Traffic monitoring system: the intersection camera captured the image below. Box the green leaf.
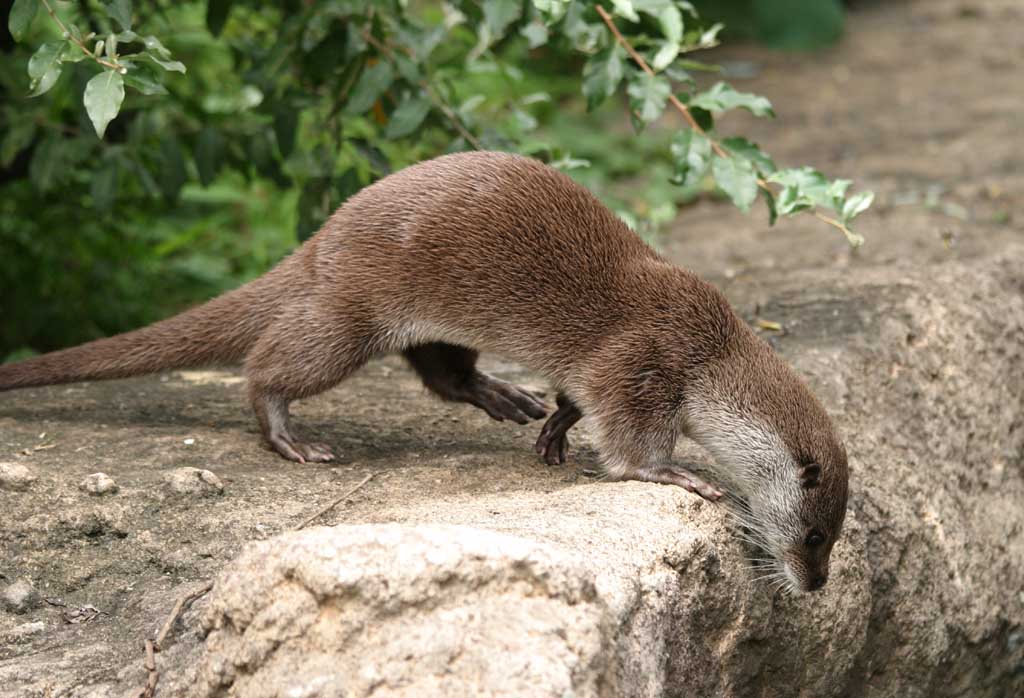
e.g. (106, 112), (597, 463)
(385, 95), (431, 139)
(827, 177), (850, 199)
(1, 121), (36, 167)
(775, 185), (813, 216)
(627, 72), (671, 125)
(483, 0), (522, 38)
(532, 0), (570, 22)
(344, 62), (393, 115)
(657, 4), (683, 43)
(206, 0), (233, 36)
(841, 191), (874, 223)
(392, 53), (421, 84)
(250, 129), (289, 187)
(143, 35), (169, 56)
(141, 36), (184, 73)
(27, 41), (65, 97)
(83, 70), (125, 138)
(27, 40), (63, 79)
(520, 20), (549, 48)
(687, 105), (713, 131)
(195, 127), (223, 186)
(582, 45), (624, 111)
(712, 154), (758, 213)
(104, 0), (133, 31)
(669, 129), (711, 188)
(698, 22), (724, 47)
(688, 82), (775, 117)
(158, 135), (186, 200)
(768, 167), (833, 209)
(123, 69), (168, 95)
(91, 158), (119, 212)
(148, 54), (186, 73)
(720, 137), (777, 175)
(651, 41), (678, 72)
(9, 0), (37, 42)
(611, 0), (639, 23)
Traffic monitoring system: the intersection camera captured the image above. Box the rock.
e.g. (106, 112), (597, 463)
(78, 472), (118, 496)
(2, 252), (1023, 697)
(163, 467), (224, 497)
(6, 621), (45, 639)
(170, 252), (1024, 698)
(0, 461), (36, 491)
(59, 506), (129, 539)
(2, 579), (40, 614)
(194, 524), (624, 697)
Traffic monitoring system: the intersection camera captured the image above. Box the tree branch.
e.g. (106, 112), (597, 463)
(595, 4), (862, 245)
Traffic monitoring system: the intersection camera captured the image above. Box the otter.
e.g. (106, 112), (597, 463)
(0, 151), (848, 592)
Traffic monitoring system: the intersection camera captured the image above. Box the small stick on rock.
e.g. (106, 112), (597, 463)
(135, 581), (214, 698)
(139, 640), (158, 698)
(155, 581), (215, 650)
(297, 472), (376, 530)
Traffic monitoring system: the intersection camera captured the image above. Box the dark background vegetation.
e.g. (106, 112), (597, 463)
(1, 0), (847, 360)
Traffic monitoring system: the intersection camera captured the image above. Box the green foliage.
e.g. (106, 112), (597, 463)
(2, 0), (869, 357)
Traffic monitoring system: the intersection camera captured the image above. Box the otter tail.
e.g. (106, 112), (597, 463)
(0, 260), (294, 391)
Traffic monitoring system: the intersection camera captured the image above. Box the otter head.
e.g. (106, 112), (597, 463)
(739, 448), (848, 593)
(708, 424), (848, 594)
(683, 338), (849, 594)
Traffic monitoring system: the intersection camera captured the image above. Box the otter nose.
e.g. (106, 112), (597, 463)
(807, 574), (828, 591)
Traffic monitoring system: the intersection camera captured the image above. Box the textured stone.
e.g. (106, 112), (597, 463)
(0, 461), (36, 491)
(170, 251), (1024, 698)
(2, 579), (40, 614)
(79, 472), (119, 496)
(163, 467), (224, 497)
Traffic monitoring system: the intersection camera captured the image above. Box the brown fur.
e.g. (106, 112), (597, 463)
(0, 151), (848, 590)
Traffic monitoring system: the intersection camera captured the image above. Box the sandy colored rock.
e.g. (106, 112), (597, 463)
(0, 253), (1021, 697)
(163, 467), (224, 496)
(0, 461), (36, 491)
(2, 579), (40, 614)
(79, 472), (119, 496)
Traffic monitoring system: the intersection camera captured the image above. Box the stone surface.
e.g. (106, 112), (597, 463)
(163, 467), (224, 496)
(144, 249), (1021, 698)
(1, 254), (1021, 697)
(2, 579), (40, 614)
(78, 472), (119, 496)
(0, 461), (36, 491)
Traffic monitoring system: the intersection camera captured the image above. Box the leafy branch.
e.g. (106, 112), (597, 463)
(6, 0), (872, 246)
(10, 0), (186, 138)
(39, 0), (122, 71)
(592, 2), (872, 246)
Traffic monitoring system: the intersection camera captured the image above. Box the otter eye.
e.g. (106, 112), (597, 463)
(805, 530), (825, 547)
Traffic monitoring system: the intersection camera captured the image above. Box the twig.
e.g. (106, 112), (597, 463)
(40, 0), (123, 72)
(297, 472), (376, 530)
(139, 640), (158, 698)
(595, 5), (728, 158)
(154, 581), (214, 650)
(134, 580), (214, 698)
(361, 31), (483, 150)
(595, 4), (860, 244)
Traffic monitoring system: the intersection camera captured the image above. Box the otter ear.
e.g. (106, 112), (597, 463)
(799, 463), (821, 489)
